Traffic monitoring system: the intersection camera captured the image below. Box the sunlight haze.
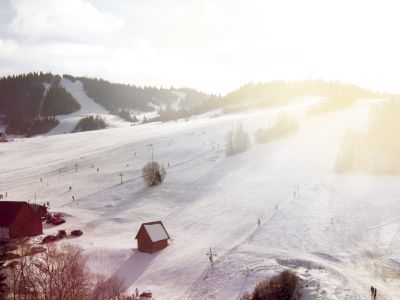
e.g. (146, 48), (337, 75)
(1, 0), (400, 93)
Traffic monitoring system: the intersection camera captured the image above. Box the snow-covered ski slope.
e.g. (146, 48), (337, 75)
(1, 97), (399, 299)
(47, 78), (129, 135)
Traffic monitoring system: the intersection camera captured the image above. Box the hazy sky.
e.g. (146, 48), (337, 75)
(0, 0), (399, 94)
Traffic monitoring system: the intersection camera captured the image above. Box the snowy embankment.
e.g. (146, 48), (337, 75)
(0, 97), (399, 299)
(46, 78), (129, 135)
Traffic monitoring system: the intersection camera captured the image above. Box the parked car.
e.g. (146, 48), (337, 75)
(71, 230), (83, 237)
(42, 235), (57, 244)
(57, 230), (67, 239)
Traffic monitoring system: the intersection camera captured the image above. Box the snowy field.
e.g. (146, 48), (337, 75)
(1, 96), (400, 299)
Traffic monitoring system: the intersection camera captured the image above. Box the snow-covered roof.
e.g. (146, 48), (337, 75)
(143, 223), (169, 242)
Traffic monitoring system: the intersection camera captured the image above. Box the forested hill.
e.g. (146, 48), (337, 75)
(153, 80), (388, 122)
(0, 73), (80, 136)
(219, 80), (385, 112)
(76, 76), (177, 112)
(0, 73), (209, 137)
(0, 73), (390, 137)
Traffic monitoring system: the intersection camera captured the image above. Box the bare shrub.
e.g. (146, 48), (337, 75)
(226, 123), (251, 156)
(90, 274), (125, 300)
(255, 114), (298, 144)
(0, 260), (8, 300)
(5, 243), (125, 300)
(142, 162), (166, 186)
(241, 270), (299, 300)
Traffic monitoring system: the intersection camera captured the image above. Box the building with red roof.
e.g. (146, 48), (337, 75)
(135, 221), (170, 253)
(0, 201), (43, 240)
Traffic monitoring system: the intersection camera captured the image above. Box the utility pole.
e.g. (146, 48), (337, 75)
(148, 144), (155, 180)
(74, 163), (78, 172)
(206, 247), (217, 267)
(149, 144), (154, 164)
(119, 173), (124, 184)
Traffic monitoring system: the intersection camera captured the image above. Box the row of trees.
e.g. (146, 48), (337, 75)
(0, 73), (49, 135)
(225, 115), (300, 156)
(77, 76), (177, 112)
(255, 115), (298, 144)
(336, 98), (400, 173)
(145, 80), (382, 123)
(3, 117), (59, 136)
(41, 76), (81, 116)
(73, 115), (107, 133)
(223, 80), (382, 110)
(1, 243), (127, 300)
(27, 117), (59, 137)
(117, 109), (138, 123)
(151, 95), (222, 123)
(225, 123), (251, 156)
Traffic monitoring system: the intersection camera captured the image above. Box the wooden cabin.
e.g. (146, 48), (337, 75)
(135, 221), (170, 253)
(0, 201), (43, 240)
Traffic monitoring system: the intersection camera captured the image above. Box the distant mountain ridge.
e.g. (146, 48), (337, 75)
(0, 72), (390, 137)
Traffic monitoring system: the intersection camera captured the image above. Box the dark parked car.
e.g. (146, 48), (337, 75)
(71, 230), (83, 237)
(42, 235), (57, 244)
(57, 230), (67, 239)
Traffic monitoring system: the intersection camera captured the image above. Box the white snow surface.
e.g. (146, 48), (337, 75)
(47, 78), (130, 135)
(1, 96), (399, 299)
(144, 224), (169, 242)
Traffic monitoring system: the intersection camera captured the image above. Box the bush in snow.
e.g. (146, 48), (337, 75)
(240, 270), (299, 300)
(142, 162), (166, 186)
(117, 109), (133, 122)
(225, 123), (251, 156)
(255, 114), (298, 144)
(73, 115), (107, 132)
(26, 116), (59, 137)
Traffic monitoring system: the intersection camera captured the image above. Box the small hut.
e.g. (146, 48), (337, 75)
(135, 221), (170, 253)
(0, 201), (43, 240)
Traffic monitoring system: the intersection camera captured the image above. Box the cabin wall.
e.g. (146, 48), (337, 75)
(137, 235), (154, 253)
(152, 239), (168, 252)
(9, 205), (43, 239)
(137, 237), (168, 253)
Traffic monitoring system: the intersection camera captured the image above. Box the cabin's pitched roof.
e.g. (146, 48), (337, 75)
(0, 201), (30, 226)
(135, 221), (170, 242)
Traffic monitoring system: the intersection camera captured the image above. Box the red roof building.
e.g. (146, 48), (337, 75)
(135, 221), (170, 253)
(0, 201), (43, 240)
